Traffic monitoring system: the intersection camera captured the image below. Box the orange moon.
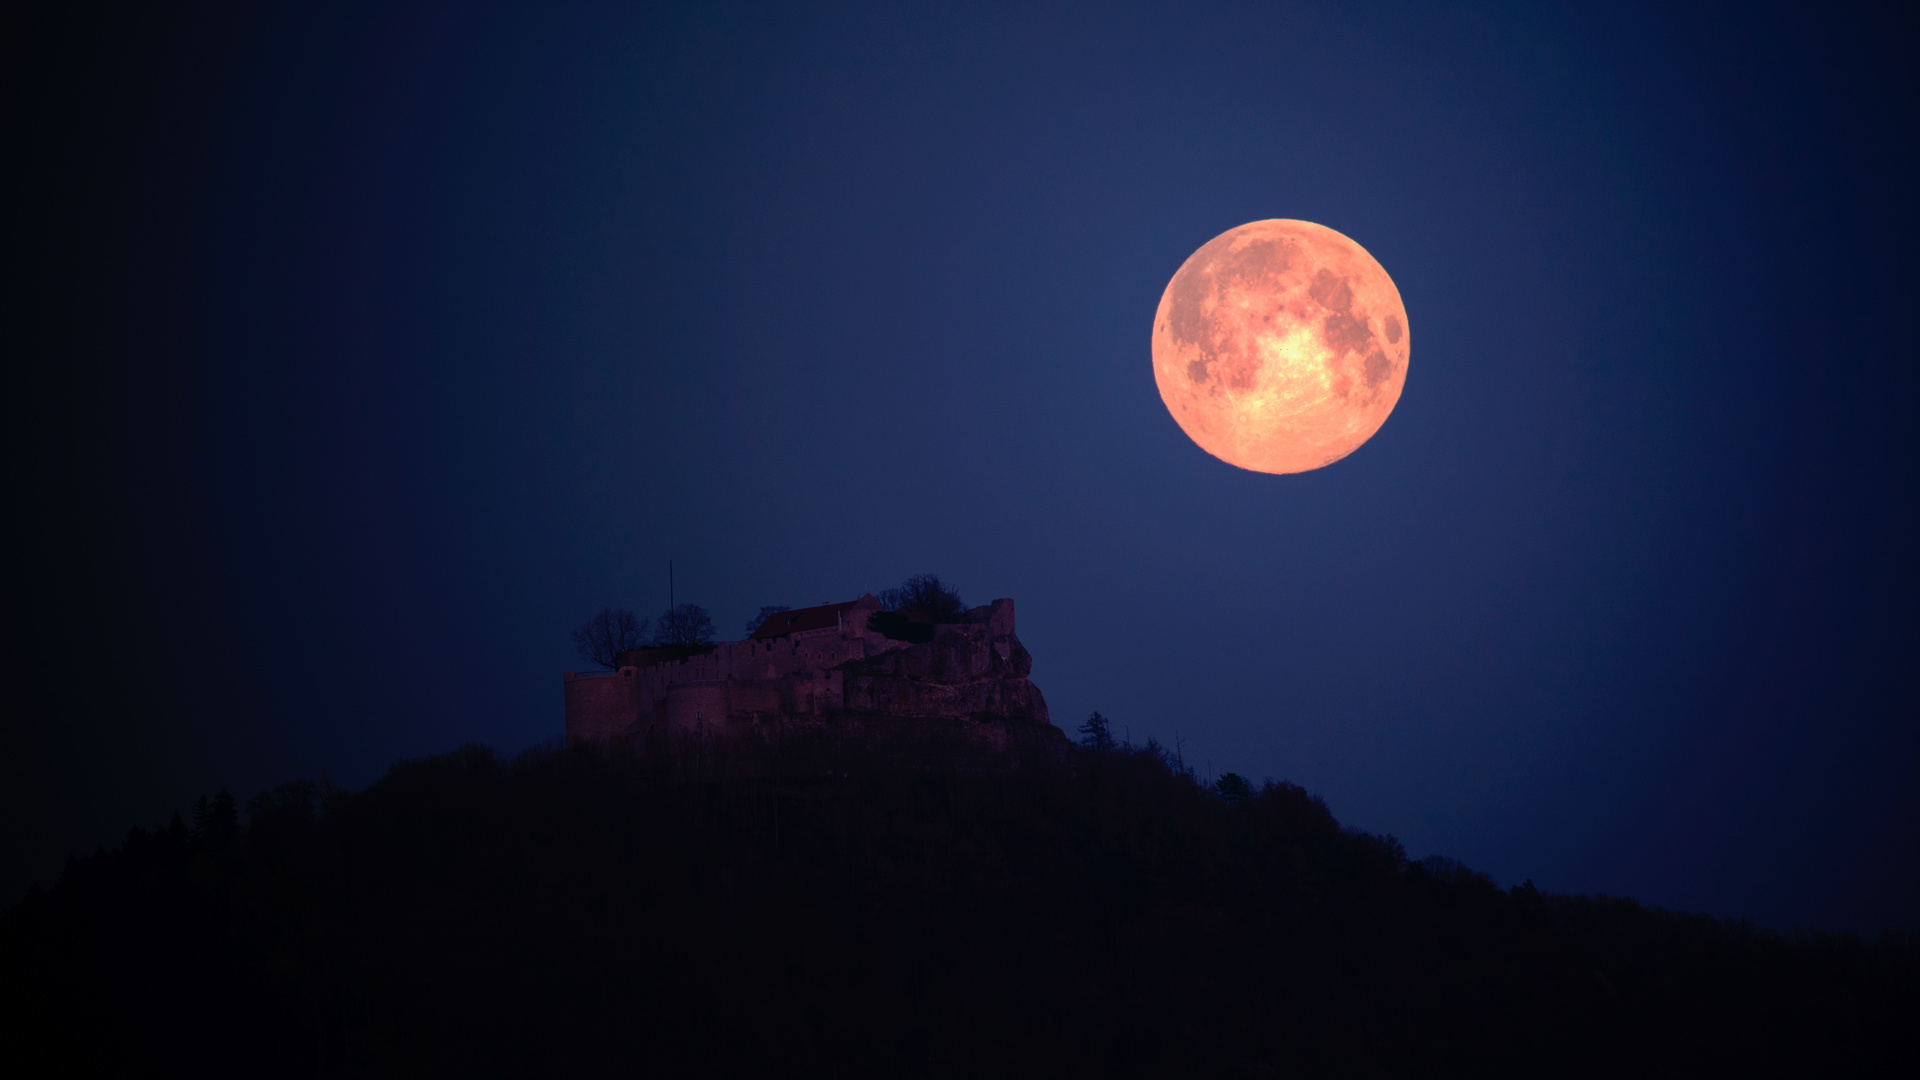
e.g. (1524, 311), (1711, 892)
(1152, 220), (1410, 474)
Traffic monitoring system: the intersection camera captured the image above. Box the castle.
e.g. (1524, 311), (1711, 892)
(563, 593), (1064, 760)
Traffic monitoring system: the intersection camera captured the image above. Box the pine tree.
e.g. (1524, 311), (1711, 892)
(1077, 711), (1115, 753)
(1214, 773), (1253, 802)
(190, 789), (239, 849)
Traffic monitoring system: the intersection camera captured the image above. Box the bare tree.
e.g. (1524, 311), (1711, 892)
(572, 608), (649, 669)
(746, 604), (791, 636)
(878, 573), (965, 622)
(654, 603), (715, 646)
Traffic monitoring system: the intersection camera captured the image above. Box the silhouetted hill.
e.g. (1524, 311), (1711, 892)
(3, 739), (1913, 1077)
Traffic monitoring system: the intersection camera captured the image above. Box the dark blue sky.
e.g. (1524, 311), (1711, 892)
(7, 1), (1916, 932)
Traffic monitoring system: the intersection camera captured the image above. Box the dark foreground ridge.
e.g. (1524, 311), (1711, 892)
(4, 738), (1914, 1078)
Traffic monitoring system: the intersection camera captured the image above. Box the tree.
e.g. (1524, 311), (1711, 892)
(1078, 711), (1115, 753)
(654, 603), (715, 646)
(746, 605), (791, 636)
(879, 573), (965, 622)
(190, 789), (238, 849)
(572, 608), (649, 669)
(1214, 773), (1253, 803)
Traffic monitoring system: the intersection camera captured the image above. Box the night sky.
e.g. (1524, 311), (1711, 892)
(7, 1), (1915, 932)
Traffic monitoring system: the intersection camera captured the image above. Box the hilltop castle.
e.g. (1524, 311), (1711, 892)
(563, 593), (1064, 760)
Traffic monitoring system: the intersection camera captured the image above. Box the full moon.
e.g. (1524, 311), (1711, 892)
(1152, 220), (1410, 474)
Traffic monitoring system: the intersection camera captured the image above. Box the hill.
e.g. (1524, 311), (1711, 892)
(3, 737), (1913, 1077)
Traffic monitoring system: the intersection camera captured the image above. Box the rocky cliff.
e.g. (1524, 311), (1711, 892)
(827, 616), (1065, 765)
(843, 619), (1047, 724)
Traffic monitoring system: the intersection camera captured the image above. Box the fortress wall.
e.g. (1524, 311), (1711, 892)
(665, 682), (731, 732)
(564, 669), (641, 747)
(664, 653), (725, 684)
(987, 598), (1015, 636)
(725, 682), (782, 722)
(957, 598), (1017, 636)
(786, 667), (846, 715)
(789, 626), (845, 673)
(857, 629), (911, 658)
(746, 631), (879, 679)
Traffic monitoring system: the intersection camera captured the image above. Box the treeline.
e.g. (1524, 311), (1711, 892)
(3, 736), (1913, 1078)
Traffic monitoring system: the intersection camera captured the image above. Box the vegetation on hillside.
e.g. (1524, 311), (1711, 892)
(868, 573), (967, 642)
(879, 573), (966, 622)
(571, 607), (649, 668)
(652, 602), (715, 646)
(3, 734), (1912, 1078)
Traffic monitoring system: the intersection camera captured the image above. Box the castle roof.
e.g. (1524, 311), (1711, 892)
(749, 595), (878, 640)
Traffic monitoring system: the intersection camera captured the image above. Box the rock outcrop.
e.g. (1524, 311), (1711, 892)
(563, 594), (1068, 767)
(844, 609), (1044, 720)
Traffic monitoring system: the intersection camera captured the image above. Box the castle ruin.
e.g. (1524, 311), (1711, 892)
(563, 593), (1065, 761)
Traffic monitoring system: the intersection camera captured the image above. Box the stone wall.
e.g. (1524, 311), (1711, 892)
(562, 668), (641, 746)
(663, 682), (730, 732)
